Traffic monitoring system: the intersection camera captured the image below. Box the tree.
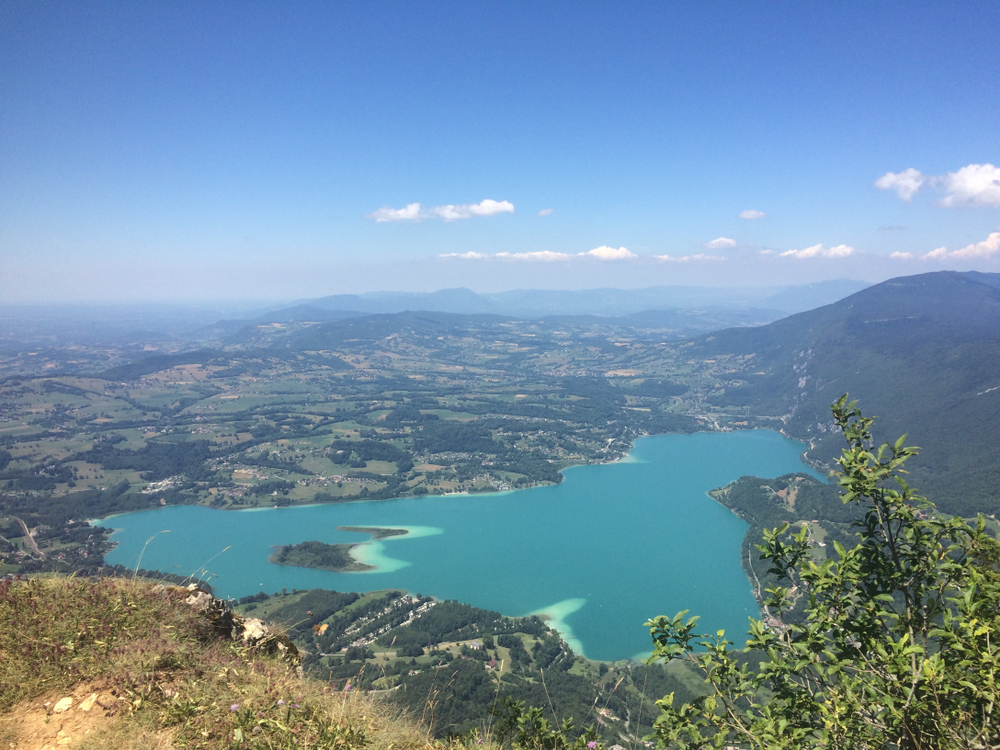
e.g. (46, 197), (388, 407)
(645, 395), (1000, 749)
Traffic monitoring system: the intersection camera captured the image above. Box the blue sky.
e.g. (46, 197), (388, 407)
(2, 2), (998, 302)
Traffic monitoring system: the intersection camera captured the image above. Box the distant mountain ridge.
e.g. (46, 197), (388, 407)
(699, 271), (1000, 515)
(191, 280), (870, 345)
(297, 280), (870, 318)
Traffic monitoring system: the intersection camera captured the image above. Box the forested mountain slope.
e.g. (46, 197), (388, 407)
(699, 271), (1000, 515)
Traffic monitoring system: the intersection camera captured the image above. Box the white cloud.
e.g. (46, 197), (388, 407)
(367, 199), (514, 222)
(890, 251), (914, 260)
(537, 208), (554, 216)
(952, 232), (1000, 258)
(437, 247), (732, 263)
(494, 251), (574, 261)
(920, 232), (1000, 260)
(654, 253), (723, 262)
(875, 168), (926, 201)
(704, 237), (736, 249)
(739, 210), (765, 220)
(433, 199), (515, 221)
(366, 202), (425, 222)
(439, 245), (637, 262)
(780, 243), (855, 259)
(827, 244), (854, 257)
(938, 164), (1000, 207)
(439, 251), (488, 259)
(585, 245), (636, 260)
(875, 163), (1000, 207)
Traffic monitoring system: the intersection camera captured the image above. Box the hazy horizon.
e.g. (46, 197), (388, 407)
(0, 277), (868, 309)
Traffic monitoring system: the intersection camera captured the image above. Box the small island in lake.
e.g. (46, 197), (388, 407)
(270, 527), (411, 573)
(270, 541), (374, 572)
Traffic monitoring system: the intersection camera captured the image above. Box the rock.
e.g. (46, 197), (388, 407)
(233, 615), (299, 661)
(79, 693), (98, 712)
(239, 617), (269, 646)
(182, 583), (237, 638)
(184, 587), (213, 611)
(52, 697), (73, 713)
(177, 584), (299, 664)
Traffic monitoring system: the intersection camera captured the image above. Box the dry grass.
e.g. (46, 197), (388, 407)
(0, 575), (207, 710)
(0, 576), (480, 750)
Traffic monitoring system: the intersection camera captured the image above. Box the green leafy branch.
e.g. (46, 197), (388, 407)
(644, 394), (1000, 749)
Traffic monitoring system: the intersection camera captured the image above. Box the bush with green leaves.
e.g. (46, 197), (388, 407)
(490, 697), (603, 750)
(646, 395), (1000, 749)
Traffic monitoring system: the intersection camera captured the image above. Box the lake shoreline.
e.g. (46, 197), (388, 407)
(91, 428), (744, 528)
(95, 430), (816, 661)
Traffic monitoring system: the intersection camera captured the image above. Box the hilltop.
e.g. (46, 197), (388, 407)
(698, 271), (1000, 515)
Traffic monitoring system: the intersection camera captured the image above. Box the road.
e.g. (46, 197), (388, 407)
(13, 516), (45, 559)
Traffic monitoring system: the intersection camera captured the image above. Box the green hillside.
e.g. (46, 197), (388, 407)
(698, 271), (1000, 515)
(233, 588), (710, 741)
(0, 574), (712, 748)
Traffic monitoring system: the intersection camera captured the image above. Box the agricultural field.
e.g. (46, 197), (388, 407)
(1, 311), (770, 573)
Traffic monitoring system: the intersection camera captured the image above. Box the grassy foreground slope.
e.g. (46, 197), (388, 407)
(0, 576), (445, 750)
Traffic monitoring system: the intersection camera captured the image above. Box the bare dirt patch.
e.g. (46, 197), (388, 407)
(1, 682), (122, 750)
(776, 485), (799, 508)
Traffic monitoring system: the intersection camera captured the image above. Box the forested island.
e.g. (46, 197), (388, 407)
(269, 527), (409, 573)
(270, 540), (374, 572)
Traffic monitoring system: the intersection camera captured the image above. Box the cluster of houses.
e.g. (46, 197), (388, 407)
(332, 596), (437, 654)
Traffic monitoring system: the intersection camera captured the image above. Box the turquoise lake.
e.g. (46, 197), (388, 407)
(96, 430), (823, 661)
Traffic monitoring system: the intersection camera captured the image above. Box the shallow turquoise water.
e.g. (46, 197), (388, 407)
(96, 430), (823, 661)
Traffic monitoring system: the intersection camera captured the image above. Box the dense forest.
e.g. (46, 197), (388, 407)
(710, 473), (863, 613)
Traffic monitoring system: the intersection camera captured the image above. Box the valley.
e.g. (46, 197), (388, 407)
(3, 271), (999, 642)
(2, 272), (999, 745)
(0, 310), (761, 572)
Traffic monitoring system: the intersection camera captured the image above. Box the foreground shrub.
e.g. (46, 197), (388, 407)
(646, 395), (1000, 749)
